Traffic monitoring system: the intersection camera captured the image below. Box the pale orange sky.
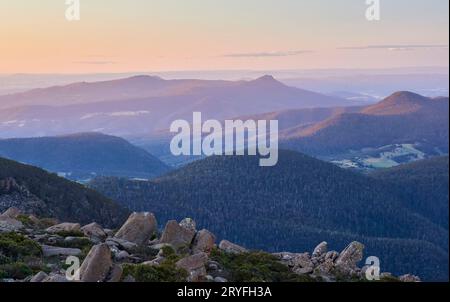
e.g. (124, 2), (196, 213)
(0, 0), (448, 73)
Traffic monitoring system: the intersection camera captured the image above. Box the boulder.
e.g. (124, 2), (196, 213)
(149, 243), (174, 251)
(30, 271), (49, 282)
(0, 216), (23, 232)
(218, 240), (248, 254)
(107, 264), (123, 282)
(325, 251), (339, 262)
(46, 223), (81, 234)
(274, 252), (314, 274)
(42, 274), (69, 282)
(179, 218), (196, 232)
(1, 207), (21, 218)
(312, 242), (328, 258)
(192, 229), (216, 254)
(28, 215), (40, 225)
(160, 220), (196, 250)
(81, 223), (107, 241)
(115, 250), (130, 261)
(79, 243), (113, 282)
(106, 237), (138, 251)
(42, 245), (82, 257)
(292, 253), (314, 274)
(399, 274), (421, 282)
(114, 212), (157, 246)
(335, 241), (364, 270)
(313, 259), (335, 276)
(176, 252), (208, 282)
(104, 229), (115, 237)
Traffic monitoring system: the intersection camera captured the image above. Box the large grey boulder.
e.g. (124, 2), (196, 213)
(46, 223), (81, 234)
(218, 240), (248, 254)
(81, 222), (107, 242)
(114, 212), (157, 246)
(192, 229), (216, 255)
(106, 237), (138, 252)
(79, 243), (113, 282)
(176, 252), (208, 282)
(160, 220), (196, 250)
(274, 252), (314, 274)
(179, 218), (196, 232)
(0, 216), (23, 232)
(335, 241), (364, 274)
(312, 242), (328, 258)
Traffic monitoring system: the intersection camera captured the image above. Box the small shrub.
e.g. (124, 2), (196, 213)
(16, 215), (35, 228)
(0, 233), (42, 261)
(160, 245), (176, 257)
(128, 246), (159, 261)
(0, 262), (33, 280)
(122, 260), (188, 282)
(0, 254), (12, 265)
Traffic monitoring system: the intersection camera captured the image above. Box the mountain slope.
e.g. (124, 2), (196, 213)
(0, 133), (170, 180)
(0, 157), (129, 227)
(371, 156), (449, 229)
(90, 150), (449, 280)
(281, 92), (449, 156)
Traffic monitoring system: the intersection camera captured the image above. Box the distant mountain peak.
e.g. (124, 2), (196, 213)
(256, 75), (277, 81)
(126, 75), (164, 81)
(248, 75), (285, 87)
(363, 91), (431, 115)
(385, 91), (429, 102)
(57, 132), (108, 138)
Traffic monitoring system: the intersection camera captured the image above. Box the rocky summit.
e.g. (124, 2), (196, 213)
(0, 208), (420, 283)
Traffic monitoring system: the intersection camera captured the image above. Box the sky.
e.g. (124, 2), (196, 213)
(0, 0), (448, 73)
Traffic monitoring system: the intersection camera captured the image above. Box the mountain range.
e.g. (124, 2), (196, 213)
(131, 91), (448, 169)
(280, 92), (448, 156)
(90, 150), (449, 281)
(0, 75), (360, 138)
(0, 133), (170, 181)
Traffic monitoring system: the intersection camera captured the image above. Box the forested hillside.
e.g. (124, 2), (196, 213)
(90, 150), (449, 280)
(0, 157), (129, 227)
(0, 133), (170, 180)
(371, 156), (449, 229)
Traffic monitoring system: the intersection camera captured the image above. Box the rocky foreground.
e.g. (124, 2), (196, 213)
(0, 208), (420, 282)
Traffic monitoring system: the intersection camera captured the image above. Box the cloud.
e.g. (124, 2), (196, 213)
(338, 44), (448, 51)
(73, 61), (117, 65)
(223, 50), (314, 58)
